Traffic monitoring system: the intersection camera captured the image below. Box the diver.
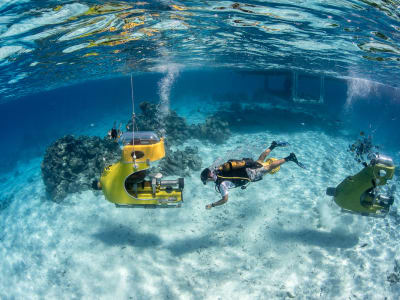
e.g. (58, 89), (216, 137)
(348, 131), (379, 163)
(201, 141), (306, 209)
(108, 122), (122, 141)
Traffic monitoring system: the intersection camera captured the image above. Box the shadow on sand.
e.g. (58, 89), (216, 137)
(93, 224), (162, 248)
(166, 235), (220, 256)
(271, 228), (359, 249)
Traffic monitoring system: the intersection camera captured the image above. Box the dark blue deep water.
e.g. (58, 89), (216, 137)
(1, 71), (399, 171)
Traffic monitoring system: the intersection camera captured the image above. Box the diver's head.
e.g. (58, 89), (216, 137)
(201, 168), (211, 185)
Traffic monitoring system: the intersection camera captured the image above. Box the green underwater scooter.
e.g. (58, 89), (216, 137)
(326, 153), (396, 217)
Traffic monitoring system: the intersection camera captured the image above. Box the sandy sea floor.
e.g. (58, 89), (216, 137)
(1, 125), (399, 299)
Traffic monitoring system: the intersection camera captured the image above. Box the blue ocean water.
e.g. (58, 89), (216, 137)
(1, 1), (400, 299)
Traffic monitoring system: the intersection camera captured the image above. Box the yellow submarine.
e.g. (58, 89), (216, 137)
(326, 153), (396, 217)
(99, 131), (184, 208)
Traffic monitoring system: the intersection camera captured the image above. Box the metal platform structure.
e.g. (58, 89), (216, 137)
(291, 71), (325, 104)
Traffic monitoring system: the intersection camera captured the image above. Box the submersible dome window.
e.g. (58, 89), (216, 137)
(131, 151), (145, 159)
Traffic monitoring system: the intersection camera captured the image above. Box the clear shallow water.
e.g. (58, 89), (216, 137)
(1, 0), (400, 299)
(1, 130), (400, 299)
(1, 0), (400, 100)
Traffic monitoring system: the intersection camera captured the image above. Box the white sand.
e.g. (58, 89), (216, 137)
(1, 129), (399, 299)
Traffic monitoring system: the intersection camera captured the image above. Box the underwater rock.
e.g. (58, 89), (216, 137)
(126, 101), (231, 145)
(156, 146), (202, 177)
(42, 133), (201, 201)
(191, 115), (231, 144)
(41, 135), (120, 202)
(126, 101), (193, 145)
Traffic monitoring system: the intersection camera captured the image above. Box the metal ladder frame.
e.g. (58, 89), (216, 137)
(292, 71), (324, 104)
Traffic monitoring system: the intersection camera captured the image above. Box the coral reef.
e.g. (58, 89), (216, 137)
(191, 116), (231, 144)
(126, 101), (231, 145)
(155, 146), (202, 177)
(41, 135), (120, 202)
(126, 102), (193, 145)
(41, 134), (203, 202)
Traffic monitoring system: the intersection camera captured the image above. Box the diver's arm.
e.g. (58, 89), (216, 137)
(205, 195), (228, 209)
(214, 195), (229, 206)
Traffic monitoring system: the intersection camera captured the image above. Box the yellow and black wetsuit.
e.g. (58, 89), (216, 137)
(215, 158), (262, 192)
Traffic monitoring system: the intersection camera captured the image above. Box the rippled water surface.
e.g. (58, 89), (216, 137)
(1, 0), (400, 100)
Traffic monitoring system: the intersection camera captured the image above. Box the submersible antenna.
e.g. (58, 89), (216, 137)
(130, 74), (137, 168)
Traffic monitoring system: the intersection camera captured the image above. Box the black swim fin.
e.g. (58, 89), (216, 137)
(285, 153), (306, 169)
(269, 140), (290, 150)
(275, 141), (290, 147)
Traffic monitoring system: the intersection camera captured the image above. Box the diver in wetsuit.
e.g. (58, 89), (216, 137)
(108, 122), (121, 141)
(348, 131), (379, 163)
(200, 141), (305, 210)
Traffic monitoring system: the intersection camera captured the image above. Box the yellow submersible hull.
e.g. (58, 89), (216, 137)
(326, 154), (395, 217)
(100, 132), (184, 208)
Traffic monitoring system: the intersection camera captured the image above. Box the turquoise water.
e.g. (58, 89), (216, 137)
(1, 1), (400, 299)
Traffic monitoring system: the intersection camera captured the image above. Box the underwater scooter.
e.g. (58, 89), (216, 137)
(326, 153), (396, 217)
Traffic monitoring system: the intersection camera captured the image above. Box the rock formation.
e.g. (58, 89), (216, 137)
(41, 135), (120, 202)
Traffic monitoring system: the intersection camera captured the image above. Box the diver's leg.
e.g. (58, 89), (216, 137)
(284, 152), (305, 169)
(266, 158), (286, 171)
(266, 153), (302, 171)
(257, 141), (278, 163)
(257, 148), (271, 163)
